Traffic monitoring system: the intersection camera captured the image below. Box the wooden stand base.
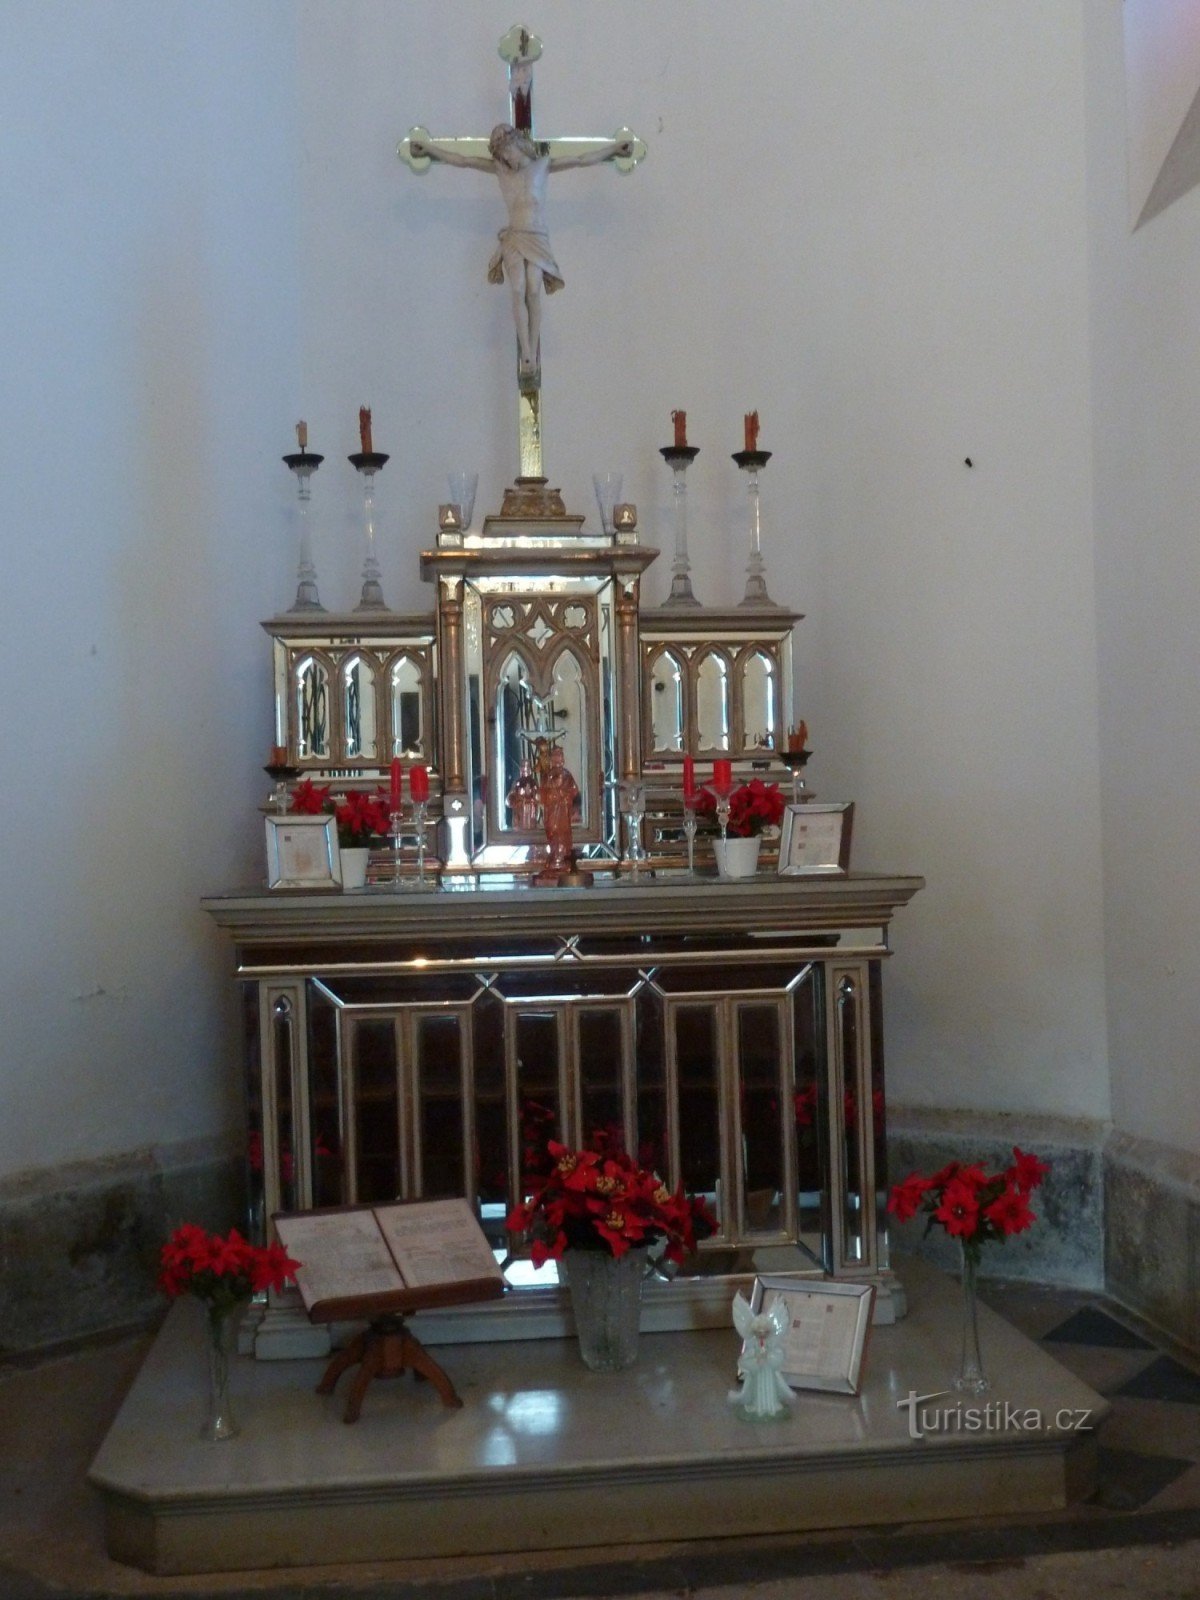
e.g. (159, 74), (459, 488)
(316, 1315), (464, 1423)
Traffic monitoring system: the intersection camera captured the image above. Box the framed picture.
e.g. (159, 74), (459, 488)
(265, 814), (341, 890)
(748, 1274), (875, 1394)
(777, 802), (854, 877)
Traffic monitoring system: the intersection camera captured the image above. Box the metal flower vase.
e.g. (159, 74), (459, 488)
(956, 1244), (989, 1394)
(562, 1247), (648, 1371)
(201, 1302), (242, 1440)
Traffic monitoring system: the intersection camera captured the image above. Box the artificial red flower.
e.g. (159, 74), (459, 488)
(984, 1185), (1037, 1237)
(334, 789), (390, 846)
(290, 778), (332, 815)
(934, 1178), (981, 1239)
(887, 1172), (934, 1223)
(1007, 1147), (1051, 1194)
(159, 1224), (300, 1309)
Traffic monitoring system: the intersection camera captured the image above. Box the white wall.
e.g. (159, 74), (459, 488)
(0, 2), (1113, 1183)
(0, 3), (301, 1176)
(1086, 4), (1200, 1158)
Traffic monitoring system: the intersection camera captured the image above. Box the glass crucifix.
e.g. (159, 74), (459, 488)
(398, 24), (645, 480)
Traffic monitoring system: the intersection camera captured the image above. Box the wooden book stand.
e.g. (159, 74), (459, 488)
(316, 1312), (464, 1424)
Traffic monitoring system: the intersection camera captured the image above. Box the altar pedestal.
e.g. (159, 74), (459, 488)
(89, 1258), (1105, 1576)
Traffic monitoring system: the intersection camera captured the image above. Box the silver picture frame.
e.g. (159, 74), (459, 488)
(748, 1274), (875, 1394)
(777, 801), (854, 877)
(265, 814), (341, 890)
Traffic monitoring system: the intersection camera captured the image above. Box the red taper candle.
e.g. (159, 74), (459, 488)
(410, 763), (430, 804)
(682, 755), (698, 803)
(712, 758), (734, 797)
(389, 758), (403, 812)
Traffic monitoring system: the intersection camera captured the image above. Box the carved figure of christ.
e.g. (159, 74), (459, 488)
(406, 126), (633, 378)
(399, 26), (645, 442)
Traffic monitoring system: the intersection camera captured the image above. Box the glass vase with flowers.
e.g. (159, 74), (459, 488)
(506, 1140), (716, 1370)
(887, 1147), (1051, 1392)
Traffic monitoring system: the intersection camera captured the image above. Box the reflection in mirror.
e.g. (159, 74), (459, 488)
(342, 654), (377, 761)
(515, 1011), (560, 1197)
(742, 650), (776, 751)
(352, 1017), (400, 1204)
(649, 649), (685, 752)
(675, 1005), (722, 1230)
(272, 995), (297, 1214)
(307, 983), (343, 1209)
(737, 1003), (784, 1234)
(390, 655), (424, 756)
(696, 652), (731, 751)
(416, 1014), (464, 1198)
(295, 656), (329, 759)
(578, 1008), (626, 1147)
(563, 603), (588, 630)
(838, 975), (864, 1264)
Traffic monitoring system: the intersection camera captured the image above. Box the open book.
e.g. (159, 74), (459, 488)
(272, 1197), (505, 1323)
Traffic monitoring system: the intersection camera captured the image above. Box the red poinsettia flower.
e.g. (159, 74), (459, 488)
(887, 1171), (934, 1223)
(1007, 1147), (1051, 1194)
(334, 789), (390, 846)
(984, 1184), (1037, 1237)
(934, 1177), (981, 1239)
(290, 778), (332, 815)
(159, 1224), (300, 1306)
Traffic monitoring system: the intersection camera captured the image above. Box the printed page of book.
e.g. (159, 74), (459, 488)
(275, 1209), (406, 1311)
(375, 1198), (503, 1291)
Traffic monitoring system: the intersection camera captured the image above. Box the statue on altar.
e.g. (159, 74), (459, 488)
(539, 744), (579, 875)
(408, 125), (634, 374)
(506, 760), (540, 831)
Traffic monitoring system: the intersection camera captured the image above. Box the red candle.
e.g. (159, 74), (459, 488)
(359, 406), (373, 455)
(743, 411), (759, 452)
(410, 763), (430, 804)
(682, 755), (698, 802)
(712, 758), (734, 797)
(390, 757), (404, 812)
(672, 409), (688, 449)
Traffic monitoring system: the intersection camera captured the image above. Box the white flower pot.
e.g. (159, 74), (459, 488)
(712, 835), (761, 880)
(339, 847), (370, 891)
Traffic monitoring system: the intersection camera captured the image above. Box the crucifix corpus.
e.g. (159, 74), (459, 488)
(399, 24), (645, 485)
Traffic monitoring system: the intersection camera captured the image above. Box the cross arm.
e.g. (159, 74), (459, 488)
(399, 127), (494, 173)
(546, 129), (646, 174)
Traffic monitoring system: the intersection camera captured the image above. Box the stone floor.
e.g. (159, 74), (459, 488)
(2, 1278), (1199, 1600)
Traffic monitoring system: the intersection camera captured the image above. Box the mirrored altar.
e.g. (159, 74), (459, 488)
(206, 476), (922, 1347)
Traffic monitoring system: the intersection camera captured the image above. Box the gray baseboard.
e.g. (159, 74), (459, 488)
(884, 1108), (1106, 1292)
(1104, 1131), (1200, 1354)
(0, 1140), (242, 1362)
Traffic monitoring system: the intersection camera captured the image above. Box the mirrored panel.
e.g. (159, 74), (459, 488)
(342, 654), (378, 761)
(696, 651), (731, 752)
(513, 1009), (561, 1197)
(494, 650), (590, 833)
(295, 655), (330, 760)
(271, 995), (298, 1214)
(742, 650), (776, 752)
(351, 1016), (400, 1204)
(416, 1013), (465, 1199)
(674, 1004), (722, 1229)
(390, 655), (424, 756)
(837, 975), (864, 1264)
(737, 1002), (785, 1234)
(649, 649), (685, 753)
(577, 1007), (627, 1149)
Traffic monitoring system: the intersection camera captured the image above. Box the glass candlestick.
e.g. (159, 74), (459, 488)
(659, 445), (701, 607)
(779, 749), (813, 806)
(282, 450), (325, 612)
(592, 472), (623, 537)
(413, 798), (430, 886)
(447, 471), (478, 531)
(621, 780), (645, 875)
(389, 808), (405, 887)
(732, 449), (779, 608)
(349, 449), (390, 611)
(682, 795), (699, 875)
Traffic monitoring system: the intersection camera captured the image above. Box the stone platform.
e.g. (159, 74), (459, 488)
(89, 1262), (1107, 1577)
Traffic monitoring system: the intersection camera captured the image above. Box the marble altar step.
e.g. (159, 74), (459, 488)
(89, 1260), (1107, 1577)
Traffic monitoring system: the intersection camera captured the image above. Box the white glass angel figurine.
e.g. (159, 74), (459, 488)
(729, 1291), (796, 1421)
